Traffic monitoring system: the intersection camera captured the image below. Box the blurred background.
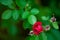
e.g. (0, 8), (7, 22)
(0, 0), (60, 40)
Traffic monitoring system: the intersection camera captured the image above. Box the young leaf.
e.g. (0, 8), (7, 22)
(22, 11), (29, 19)
(41, 16), (49, 20)
(2, 10), (12, 20)
(52, 22), (59, 29)
(31, 8), (39, 15)
(12, 10), (19, 20)
(16, 0), (26, 8)
(28, 15), (37, 25)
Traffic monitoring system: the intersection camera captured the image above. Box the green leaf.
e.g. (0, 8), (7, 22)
(22, 11), (29, 19)
(46, 33), (55, 40)
(39, 32), (47, 40)
(51, 29), (60, 40)
(16, 0), (26, 8)
(8, 3), (15, 9)
(12, 10), (19, 20)
(26, 35), (39, 40)
(29, 36), (36, 40)
(0, 0), (15, 9)
(2, 10), (12, 19)
(41, 16), (49, 20)
(0, 0), (13, 5)
(52, 22), (59, 29)
(31, 8), (39, 15)
(28, 15), (37, 25)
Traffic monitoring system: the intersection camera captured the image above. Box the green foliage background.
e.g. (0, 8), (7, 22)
(0, 0), (60, 40)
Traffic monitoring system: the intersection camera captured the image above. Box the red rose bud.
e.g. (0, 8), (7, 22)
(32, 22), (43, 35)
